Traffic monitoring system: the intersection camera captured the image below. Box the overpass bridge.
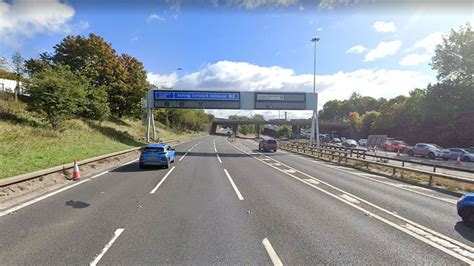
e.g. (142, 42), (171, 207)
(211, 118), (355, 138)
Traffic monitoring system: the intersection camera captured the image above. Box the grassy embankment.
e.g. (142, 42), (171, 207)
(0, 96), (205, 179)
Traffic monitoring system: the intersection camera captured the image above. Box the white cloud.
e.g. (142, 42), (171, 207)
(148, 60), (433, 119)
(147, 72), (178, 88)
(147, 13), (164, 23)
(319, 0), (356, 9)
(346, 45), (366, 54)
(399, 53), (431, 66)
(400, 32), (444, 66)
(316, 27), (323, 31)
(372, 21), (397, 33)
(131, 36), (139, 42)
(364, 40), (402, 61)
(0, 0), (81, 47)
(414, 32), (444, 51)
(227, 0), (298, 9)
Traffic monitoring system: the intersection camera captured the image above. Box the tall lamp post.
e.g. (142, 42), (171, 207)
(177, 67), (182, 90)
(310, 37), (320, 147)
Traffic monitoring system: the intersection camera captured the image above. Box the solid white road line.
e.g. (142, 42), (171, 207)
(179, 152), (188, 161)
(150, 166), (176, 194)
(242, 139), (458, 205)
(0, 178), (90, 217)
(0, 137), (208, 218)
(90, 228), (124, 266)
(120, 159), (138, 166)
(224, 169), (244, 200)
(227, 139), (474, 263)
(262, 238), (283, 266)
(90, 171), (109, 179)
(216, 153), (222, 164)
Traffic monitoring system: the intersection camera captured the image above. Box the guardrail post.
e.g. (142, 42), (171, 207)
(433, 166), (436, 173)
(350, 149), (353, 158)
(428, 175), (433, 186)
(402, 161), (405, 167)
(392, 167), (396, 175)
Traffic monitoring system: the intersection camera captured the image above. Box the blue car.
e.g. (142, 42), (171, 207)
(139, 143), (176, 169)
(457, 193), (474, 226)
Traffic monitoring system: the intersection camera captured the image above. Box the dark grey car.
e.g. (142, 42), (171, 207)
(259, 139), (278, 152)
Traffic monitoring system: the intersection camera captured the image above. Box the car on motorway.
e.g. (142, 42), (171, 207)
(259, 139), (278, 152)
(358, 138), (368, 146)
(342, 139), (358, 148)
(384, 140), (408, 152)
(457, 193), (474, 227)
(139, 143), (175, 169)
(406, 143), (445, 159)
(331, 138), (342, 144)
(468, 147), (474, 154)
(443, 148), (474, 162)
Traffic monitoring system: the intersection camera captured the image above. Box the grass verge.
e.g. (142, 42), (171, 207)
(0, 97), (205, 179)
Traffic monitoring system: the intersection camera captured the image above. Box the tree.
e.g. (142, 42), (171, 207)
(26, 65), (87, 129)
(431, 23), (473, 84)
(277, 125), (291, 138)
(0, 56), (6, 70)
(348, 111), (362, 129)
(12, 51), (25, 101)
(113, 53), (149, 118)
(24, 52), (54, 76)
(80, 85), (110, 121)
(52, 34), (149, 118)
(361, 111), (380, 135)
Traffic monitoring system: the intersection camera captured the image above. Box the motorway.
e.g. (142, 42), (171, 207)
(1, 135), (474, 265)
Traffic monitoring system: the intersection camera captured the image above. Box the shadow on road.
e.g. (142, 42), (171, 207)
(65, 200), (90, 209)
(454, 221), (474, 242)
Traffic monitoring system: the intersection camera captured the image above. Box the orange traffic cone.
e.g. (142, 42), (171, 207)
(72, 160), (81, 180)
(456, 156), (462, 167)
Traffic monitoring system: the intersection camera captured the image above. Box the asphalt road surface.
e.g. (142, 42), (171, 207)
(1, 135), (474, 265)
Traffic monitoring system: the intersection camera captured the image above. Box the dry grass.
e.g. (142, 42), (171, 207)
(0, 98), (204, 179)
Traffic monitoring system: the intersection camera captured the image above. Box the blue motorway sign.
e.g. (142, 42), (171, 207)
(155, 91), (239, 101)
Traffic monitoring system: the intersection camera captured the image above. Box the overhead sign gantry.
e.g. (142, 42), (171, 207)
(146, 89), (319, 143)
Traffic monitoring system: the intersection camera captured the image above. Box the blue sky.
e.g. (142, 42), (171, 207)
(0, 0), (472, 118)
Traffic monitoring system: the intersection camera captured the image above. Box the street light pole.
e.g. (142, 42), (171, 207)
(177, 68), (182, 90)
(310, 37), (320, 147)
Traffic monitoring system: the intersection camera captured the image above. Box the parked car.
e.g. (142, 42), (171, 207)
(457, 193), (474, 226)
(331, 138), (342, 144)
(259, 139), (278, 152)
(358, 139), (367, 146)
(443, 148), (474, 162)
(342, 139), (358, 148)
(139, 143), (175, 169)
(406, 143), (445, 159)
(384, 140), (408, 152)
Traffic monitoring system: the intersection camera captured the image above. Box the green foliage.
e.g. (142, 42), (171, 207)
(154, 109), (214, 132)
(33, 34), (149, 118)
(431, 23), (473, 84)
(277, 125), (291, 138)
(25, 65), (87, 129)
(317, 22), (473, 147)
(361, 111), (380, 135)
(11, 51), (25, 100)
(80, 85), (110, 121)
